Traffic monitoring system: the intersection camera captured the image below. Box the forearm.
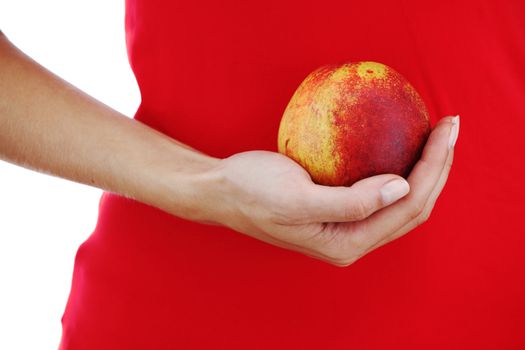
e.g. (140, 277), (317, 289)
(0, 32), (220, 221)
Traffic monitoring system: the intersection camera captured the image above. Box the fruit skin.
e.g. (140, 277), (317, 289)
(277, 61), (431, 186)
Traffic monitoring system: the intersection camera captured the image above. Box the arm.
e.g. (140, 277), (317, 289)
(0, 32), (459, 266)
(0, 31), (218, 221)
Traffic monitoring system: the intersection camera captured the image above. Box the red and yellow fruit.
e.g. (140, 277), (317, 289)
(278, 61), (431, 186)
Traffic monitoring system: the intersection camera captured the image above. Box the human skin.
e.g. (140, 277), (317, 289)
(0, 32), (458, 267)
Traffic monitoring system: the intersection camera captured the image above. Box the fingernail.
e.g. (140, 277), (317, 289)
(380, 179), (410, 205)
(448, 115), (460, 149)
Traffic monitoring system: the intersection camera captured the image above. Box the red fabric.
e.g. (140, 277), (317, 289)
(59, 0), (525, 348)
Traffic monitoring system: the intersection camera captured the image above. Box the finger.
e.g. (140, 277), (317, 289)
(375, 116), (459, 246)
(297, 174), (410, 224)
(365, 146), (455, 254)
(340, 116), (458, 247)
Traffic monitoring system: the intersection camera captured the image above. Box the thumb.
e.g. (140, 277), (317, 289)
(302, 174), (410, 223)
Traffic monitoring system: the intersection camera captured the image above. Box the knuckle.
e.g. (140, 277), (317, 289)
(328, 246), (364, 267)
(416, 209), (431, 225)
(324, 248), (358, 267)
(445, 157), (453, 172)
(409, 200), (426, 220)
(319, 243), (348, 265)
(319, 233), (364, 267)
(329, 258), (355, 267)
(349, 198), (371, 221)
(344, 225), (368, 252)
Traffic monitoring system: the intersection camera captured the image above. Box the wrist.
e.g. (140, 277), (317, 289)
(141, 142), (223, 223)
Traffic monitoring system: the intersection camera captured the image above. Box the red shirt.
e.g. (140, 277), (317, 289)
(59, 0), (525, 348)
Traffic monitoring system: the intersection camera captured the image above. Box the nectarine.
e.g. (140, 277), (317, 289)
(278, 61), (430, 186)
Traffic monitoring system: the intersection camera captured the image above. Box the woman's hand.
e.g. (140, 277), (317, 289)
(202, 116), (459, 266)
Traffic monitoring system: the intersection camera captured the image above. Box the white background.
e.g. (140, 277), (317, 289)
(0, 1), (140, 348)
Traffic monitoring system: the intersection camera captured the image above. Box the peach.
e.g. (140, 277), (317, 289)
(278, 61), (431, 186)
